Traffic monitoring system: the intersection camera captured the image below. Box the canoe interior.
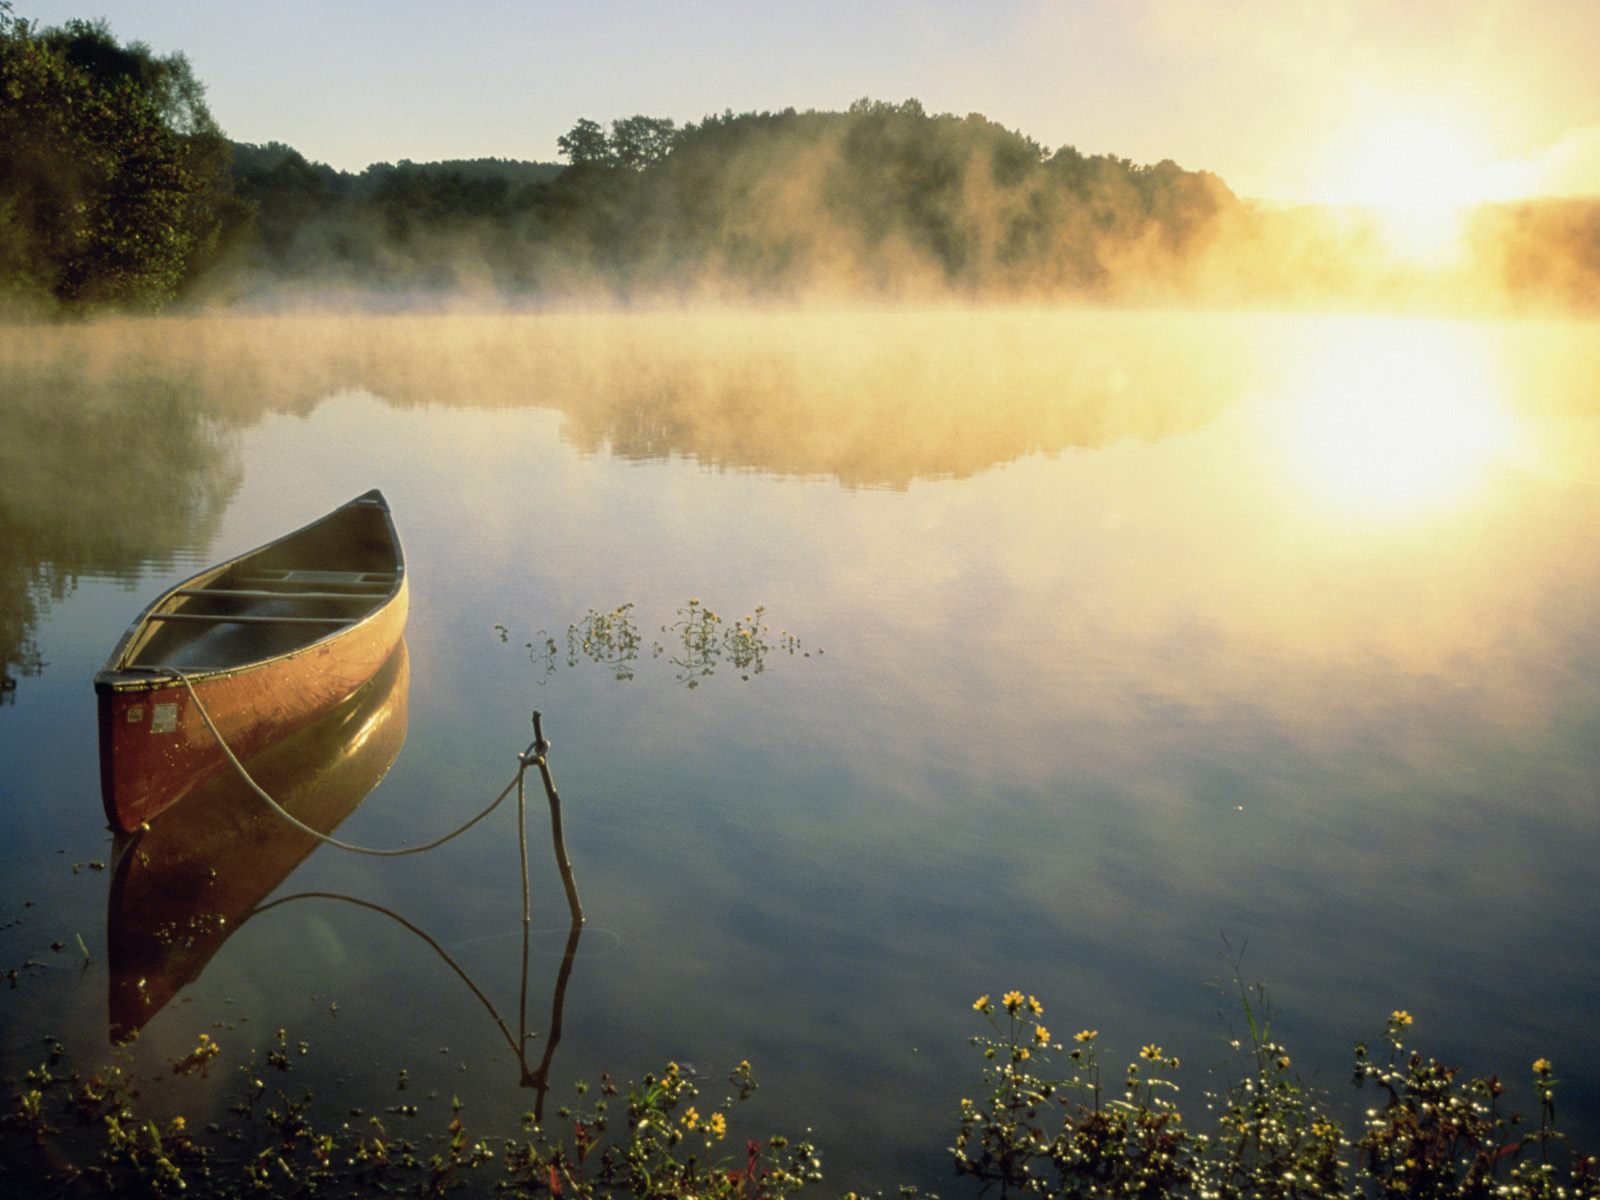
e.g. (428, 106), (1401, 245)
(118, 498), (401, 672)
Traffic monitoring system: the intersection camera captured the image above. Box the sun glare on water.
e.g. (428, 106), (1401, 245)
(1276, 321), (1521, 519)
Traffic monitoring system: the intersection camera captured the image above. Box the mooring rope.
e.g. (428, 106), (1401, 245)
(159, 665), (528, 857)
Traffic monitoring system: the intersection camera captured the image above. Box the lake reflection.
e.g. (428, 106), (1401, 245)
(1273, 318), (1522, 517)
(1, 309), (1597, 1190)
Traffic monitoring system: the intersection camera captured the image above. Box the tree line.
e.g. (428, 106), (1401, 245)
(221, 96), (1242, 301)
(2, 12), (1596, 312)
(0, 14), (1240, 308)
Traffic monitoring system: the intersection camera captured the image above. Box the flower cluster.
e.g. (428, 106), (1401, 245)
(956, 986), (1591, 1200)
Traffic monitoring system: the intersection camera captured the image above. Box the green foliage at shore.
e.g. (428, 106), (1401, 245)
(0, 12), (245, 310)
(3, 993), (1595, 1199)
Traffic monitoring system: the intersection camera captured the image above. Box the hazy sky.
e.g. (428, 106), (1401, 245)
(14, 0), (1600, 201)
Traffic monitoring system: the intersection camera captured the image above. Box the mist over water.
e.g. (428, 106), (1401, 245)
(201, 102), (1600, 318)
(2, 307), (1599, 1190)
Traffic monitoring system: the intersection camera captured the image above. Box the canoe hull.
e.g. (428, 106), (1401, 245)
(97, 581), (407, 830)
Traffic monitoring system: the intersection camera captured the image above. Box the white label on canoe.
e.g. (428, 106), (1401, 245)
(151, 703), (179, 733)
(126, 705), (145, 723)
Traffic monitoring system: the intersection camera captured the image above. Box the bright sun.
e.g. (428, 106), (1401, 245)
(1314, 114), (1502, 263)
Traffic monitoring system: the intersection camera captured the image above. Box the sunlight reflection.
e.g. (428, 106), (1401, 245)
(1277, 321), (1521, 519)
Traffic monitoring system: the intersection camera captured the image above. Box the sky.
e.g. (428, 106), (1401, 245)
(13, 0), (1600, 202)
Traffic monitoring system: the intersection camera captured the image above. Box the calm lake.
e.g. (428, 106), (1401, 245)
(2, 307), (1598, 1189)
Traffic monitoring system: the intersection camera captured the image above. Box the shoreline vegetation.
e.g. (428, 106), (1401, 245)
(3, 13), (1599, 320)
(3, 990), (1595, 1198)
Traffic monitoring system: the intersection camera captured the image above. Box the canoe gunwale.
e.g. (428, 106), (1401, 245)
(93, 491), (405, 696)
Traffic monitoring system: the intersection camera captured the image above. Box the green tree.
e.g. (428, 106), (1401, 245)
(608, 115), (676, 170)
(556, 117), (610, 167)
(0, 16), (241, 308)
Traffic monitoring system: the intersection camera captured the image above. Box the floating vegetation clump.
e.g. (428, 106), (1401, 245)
(656, 601), (809, 687)
(569, 604), (644, 682)
(497, 600), (818, 688)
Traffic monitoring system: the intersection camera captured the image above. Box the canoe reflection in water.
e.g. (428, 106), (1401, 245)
(105, 641), (583, 1114)
(107, 640), (412, 1040)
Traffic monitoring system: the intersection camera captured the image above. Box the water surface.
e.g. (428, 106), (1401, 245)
(2, 308), (1598, 1188)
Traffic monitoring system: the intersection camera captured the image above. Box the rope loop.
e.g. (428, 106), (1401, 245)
(159, 666), (519, 857)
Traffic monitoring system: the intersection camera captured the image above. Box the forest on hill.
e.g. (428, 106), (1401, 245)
(2, 11), (1597, 313)
(226, 98), (1236, 301)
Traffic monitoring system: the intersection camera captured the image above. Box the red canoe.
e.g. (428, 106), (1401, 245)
(95, 489), (408, 833)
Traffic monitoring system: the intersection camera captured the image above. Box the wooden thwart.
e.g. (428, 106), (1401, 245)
(147, 612), (355, 626)
(241, 570), (394, 587)
(176, 588), (384, 602)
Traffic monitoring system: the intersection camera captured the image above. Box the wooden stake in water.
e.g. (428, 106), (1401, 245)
(517, 711), (585, 1109)
(527, 711), (584, 924)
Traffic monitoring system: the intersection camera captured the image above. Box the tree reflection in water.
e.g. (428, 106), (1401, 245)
(0, 369), (239, 700)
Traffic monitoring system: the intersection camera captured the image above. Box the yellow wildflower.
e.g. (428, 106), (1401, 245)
(1034, 1025), (1051, 1045)
(1533, 1058), (1553, 1074)
(708, 1111), (727, 1140)
(1017, 1047), (1031, 1060)
(1140, 1044), (1163, 1061)
(972, 995), (990, 1012)
(1277, 1055), (1291, 1069)
(665, 1061), (680, 1076)
(1074, 1030), (1098, 1043)
(1001, 990), (1025, 1013)
(1390, 1010), (1413, 1028)
(681, 1106), (699, 1130)
(1027, 995), (1044, 1016)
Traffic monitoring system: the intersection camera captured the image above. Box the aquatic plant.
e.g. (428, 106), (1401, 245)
(495, 599), (817, 688)
(952, 990), (1597, 1200)
(568, 604), (644, 682)
(3, 1036), (818, 1199)
(4, 994), (1596, 1198)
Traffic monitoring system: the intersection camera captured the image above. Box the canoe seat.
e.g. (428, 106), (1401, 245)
(236, 570), (394, 592)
